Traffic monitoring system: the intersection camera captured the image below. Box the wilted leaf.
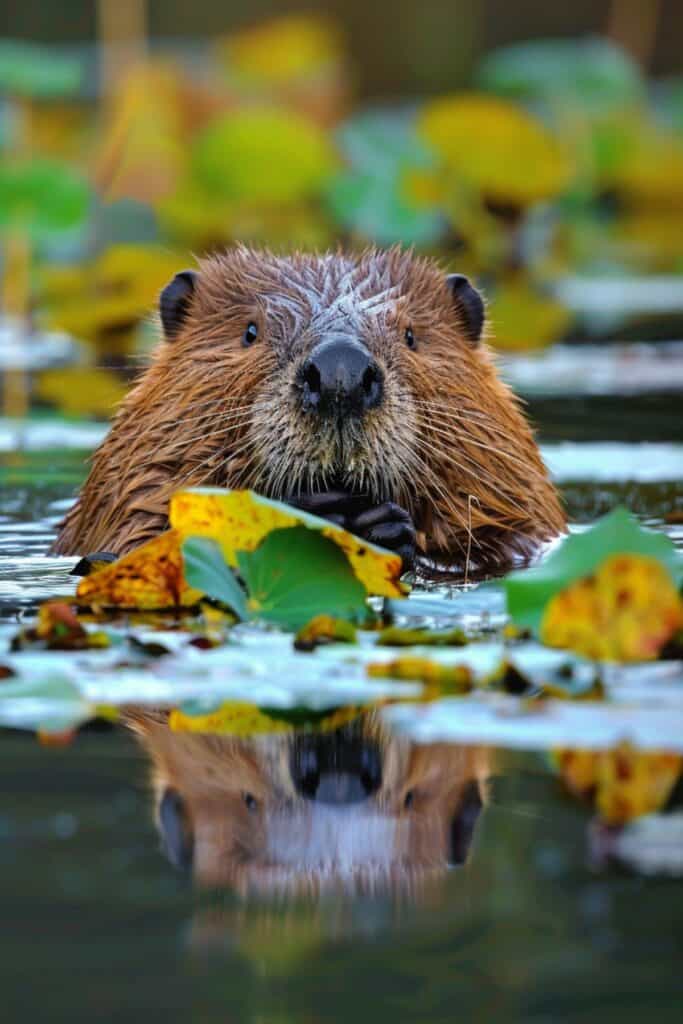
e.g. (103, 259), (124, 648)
(541, 554), (683, 662)
(0, 159), (89, 237)
(417, 93), (570, 206)
(556, 744), (682, 824)
(170, 488), (406, 598)
(191, 109), (336, 204)
(35, 367), (127, 418)
(505, 507), (683, 634)
(76, 530), (203, 610)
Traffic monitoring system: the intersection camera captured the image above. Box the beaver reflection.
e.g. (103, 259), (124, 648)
(126, 711), (489, 895)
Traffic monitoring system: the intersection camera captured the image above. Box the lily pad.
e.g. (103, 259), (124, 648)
(505, 507), (683, 634)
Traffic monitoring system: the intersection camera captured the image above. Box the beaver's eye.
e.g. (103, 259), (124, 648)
(243, 322), (258, 347)
(243, 792), (258, 811)
(405, 327), (416, 350)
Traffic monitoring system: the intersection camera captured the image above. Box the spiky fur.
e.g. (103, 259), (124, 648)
(53, 246), (565, 570)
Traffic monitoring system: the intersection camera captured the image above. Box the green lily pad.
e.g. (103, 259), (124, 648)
(182, 528), (368, 631)
(505, 507), (683, 634)
(0, 159), (89, 237)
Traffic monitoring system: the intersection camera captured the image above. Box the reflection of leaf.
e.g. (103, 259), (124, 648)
(367, 656), (472, 692)
(0, 159), (89, 237)
(541, 554), (683, 662)
(170, 701), (362, 737)
(36, 367), (127, 418)
(0, 41), (82, 98)
(477, 38), (644, 112)
(417, 93), (570, 206)
(76, 531), (202, 610)
(192, 109), (335, 203)
(505, 508), (683, 634)
(170, 488), (406, 598)
(556, 744), (682, 824)
(489, 281), (571, 351)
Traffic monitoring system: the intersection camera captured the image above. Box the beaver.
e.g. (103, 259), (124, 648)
(52, 246), (565, 573)
(125, 709), (490, 893)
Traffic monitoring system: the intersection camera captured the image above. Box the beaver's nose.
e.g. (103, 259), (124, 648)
(301, 338), (383, 417)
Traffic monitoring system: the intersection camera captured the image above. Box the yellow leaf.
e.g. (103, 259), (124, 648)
(216, 14), (343, 86)
(76, 530), (202, 610)
(169, 488), (407, 599)
(555, 744), (682, 825)
(169, 702), (363, 737)
(36, 367), (127, 418)
(488, 281), (571, 351)
(541, 554), (683, 662)
(367, 656), (472, 692)
(417, 93), (570, 206)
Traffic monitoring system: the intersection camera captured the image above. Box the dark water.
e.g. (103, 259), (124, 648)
(1, 401), (683, 1023)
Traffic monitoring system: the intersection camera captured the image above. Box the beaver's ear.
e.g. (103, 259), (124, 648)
(446, 273), (485, 346)
(449, 779), (483, 865)
(158, 787), (194, 873)
(160, 270), (198, 340)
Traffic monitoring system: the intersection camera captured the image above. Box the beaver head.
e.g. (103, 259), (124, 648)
(53, 247), (565, 569)
(125, 710), (490, 895)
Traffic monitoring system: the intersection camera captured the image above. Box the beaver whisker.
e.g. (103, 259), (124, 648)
(416, 416), (552, 486)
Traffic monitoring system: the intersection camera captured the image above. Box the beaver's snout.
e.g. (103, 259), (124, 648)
(300, 337), (383, 419)
(291, 730), (383, 804)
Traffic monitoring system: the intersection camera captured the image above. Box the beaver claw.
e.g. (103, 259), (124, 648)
(288, 492), (416, 570)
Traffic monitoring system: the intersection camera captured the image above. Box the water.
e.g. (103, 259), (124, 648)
(1, 371), (682, 1022)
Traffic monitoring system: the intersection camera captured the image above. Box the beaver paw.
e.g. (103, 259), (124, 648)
(288, 492), (416, 570)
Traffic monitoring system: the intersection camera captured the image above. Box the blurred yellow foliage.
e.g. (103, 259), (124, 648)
(417, 94), (571, 206)
(42, 244), (189, 353)
(555, 744), (682, 824)
(489, 280), (571, 350)
(541, 554), (683, 662)
(217, 14), (343, 86)
(36, 367), (127, 418)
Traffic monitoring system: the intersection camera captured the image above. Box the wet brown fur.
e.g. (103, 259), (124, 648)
(53, 246), (565, 571)
(125, 708), (491, 895)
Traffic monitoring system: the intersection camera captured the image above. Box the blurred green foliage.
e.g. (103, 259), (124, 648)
(1, 17), (682, 415)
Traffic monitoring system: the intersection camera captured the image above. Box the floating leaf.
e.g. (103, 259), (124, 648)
(327, 170), (444, 246)
(556, 744), (682, 824)
(505, 508), (683, 635)
(181, 537), (249, 620)
(76, 530), (202, 610)
(170, 488), (406, 598)
(540, 554), (683, 662)
(216, 14), (343, 88)
(191, 109), (336, 204)
(0, 159), (89, 237)
(417, 93), (570, 206)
